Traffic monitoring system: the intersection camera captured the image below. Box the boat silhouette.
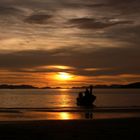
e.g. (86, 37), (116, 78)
(77, 94), (96, 106)
(76, 85), (96, 106)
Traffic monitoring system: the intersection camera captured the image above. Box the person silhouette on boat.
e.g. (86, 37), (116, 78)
(84, 87), (90, 96)
(76, 85), (96, 106)
(77, 92), (84, 105)
(89, 85), (96, 103)
(89, 85), (93, 94)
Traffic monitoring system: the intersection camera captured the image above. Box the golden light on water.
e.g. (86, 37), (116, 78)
(59, 112), (71, 120)
(58, 112), (82, 120)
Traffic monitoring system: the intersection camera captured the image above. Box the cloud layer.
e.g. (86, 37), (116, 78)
(0, 0), (140, 86)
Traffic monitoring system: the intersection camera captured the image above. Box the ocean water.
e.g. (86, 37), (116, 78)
(0, 89), (140, 120)
(0, 88), (140, 108)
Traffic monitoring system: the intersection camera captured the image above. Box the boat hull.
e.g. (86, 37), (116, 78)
(77, 95), (96, 107)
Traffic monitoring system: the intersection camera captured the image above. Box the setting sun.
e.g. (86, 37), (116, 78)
(56, 72), (73, 81)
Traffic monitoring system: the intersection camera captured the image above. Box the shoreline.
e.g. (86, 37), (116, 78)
(0, 106), (140, 112)
(0, 108), (139, 121)
(0, 118), (140, 140)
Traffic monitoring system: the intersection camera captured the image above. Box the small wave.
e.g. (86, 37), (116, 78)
(0, 106), (140, 113)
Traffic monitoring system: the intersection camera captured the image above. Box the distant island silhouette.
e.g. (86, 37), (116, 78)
(0, 82), (140, 89)
(0, 84), (37, 89)
(72, 82), (140, 89)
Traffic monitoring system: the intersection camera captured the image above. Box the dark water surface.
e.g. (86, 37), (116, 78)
(0, 89), (140, 120)
(0, 89), (140, 108)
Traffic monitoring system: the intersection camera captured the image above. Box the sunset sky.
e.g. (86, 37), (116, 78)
(0, 0), (140, 87)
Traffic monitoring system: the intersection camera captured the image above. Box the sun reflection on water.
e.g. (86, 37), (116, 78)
(54, 89), (73, 107)
(59, 112), (71, 120)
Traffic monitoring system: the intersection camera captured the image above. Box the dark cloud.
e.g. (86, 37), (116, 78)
(0, 6), (22, 15)
(25, 14), (52, 24)
(55, 2), (106, 9)
(68, 17), (133, 30)
(0, 5), (29, 18)
(106, 0), (140, 7)
(84, 3), (106, 8)
(0, 5), (30, 26)
(106, 25), (140, 44)
(0, 46), (139, 77)
(105, 0), (140, 15)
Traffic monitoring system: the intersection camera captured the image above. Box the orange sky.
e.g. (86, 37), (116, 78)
(0, 0), (140, 87)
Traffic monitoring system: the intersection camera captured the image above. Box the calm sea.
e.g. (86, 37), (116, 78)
(0, 89), (140, 120)
(0, 89), (140, 108)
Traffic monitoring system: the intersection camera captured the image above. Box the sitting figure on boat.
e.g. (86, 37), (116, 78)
(77, 85), (96, 106)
